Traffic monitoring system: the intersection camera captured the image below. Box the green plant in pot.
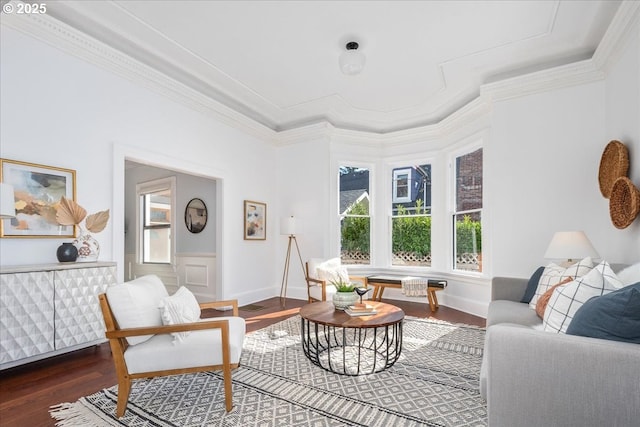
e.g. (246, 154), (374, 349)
(330, 279), (358, 310)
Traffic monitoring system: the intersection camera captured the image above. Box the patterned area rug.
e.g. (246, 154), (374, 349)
(50, 316), (487, 426)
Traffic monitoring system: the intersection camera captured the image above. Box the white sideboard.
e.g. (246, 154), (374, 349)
(0, 262), (117, 370)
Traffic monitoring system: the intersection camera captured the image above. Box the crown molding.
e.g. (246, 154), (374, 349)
(0, 6), (277, 144)
(592, 1), (640, 73)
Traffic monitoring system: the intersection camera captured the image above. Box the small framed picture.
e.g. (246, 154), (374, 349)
(1, 158), (77, 238)
(244, 200), (266, 240)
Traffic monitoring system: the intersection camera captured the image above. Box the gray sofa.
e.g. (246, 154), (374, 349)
(480, 272), (640, 427)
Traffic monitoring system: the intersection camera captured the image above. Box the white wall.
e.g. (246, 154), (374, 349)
(604, 18), (640, 246)
(0, 26), (279, 305)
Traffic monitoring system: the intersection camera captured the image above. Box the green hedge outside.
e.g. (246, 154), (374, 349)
(341, 201), (481, 256)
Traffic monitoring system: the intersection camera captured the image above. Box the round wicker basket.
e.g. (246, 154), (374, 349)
(598, 140), (629, 198)
(609, 177), (640, 229)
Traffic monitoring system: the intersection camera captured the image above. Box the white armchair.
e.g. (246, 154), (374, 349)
(99, 275), (245, 417)
(305, 257), (368, 302)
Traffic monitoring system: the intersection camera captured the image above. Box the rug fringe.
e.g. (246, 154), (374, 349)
(50, 402), (112, 427)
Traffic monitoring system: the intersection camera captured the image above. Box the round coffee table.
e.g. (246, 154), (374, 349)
(299, 301), (404, 376)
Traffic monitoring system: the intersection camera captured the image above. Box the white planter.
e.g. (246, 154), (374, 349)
(332, 291), (358, 310)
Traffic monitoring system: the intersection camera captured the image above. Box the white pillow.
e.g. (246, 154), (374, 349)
(616, 262), (640, 286)
(159, 286), (201, 344)
(106, 275), (169, 346)
(543, 260), (623, 334)
(317, 265), (350, 284)
(529, 257), (593, 309)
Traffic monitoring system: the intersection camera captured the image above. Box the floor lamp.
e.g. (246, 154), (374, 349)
(280, 216), (305, 304)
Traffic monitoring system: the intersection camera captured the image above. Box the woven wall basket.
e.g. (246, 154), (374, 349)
(609, 177), (640, 229)
(599, 140), (629, 198)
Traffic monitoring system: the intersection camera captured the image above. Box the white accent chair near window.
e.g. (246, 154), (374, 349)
(305, 257), (368, 302)
(98, 275), (245, 417)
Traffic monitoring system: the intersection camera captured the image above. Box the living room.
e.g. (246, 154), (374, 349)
(1, 1), (639, 426)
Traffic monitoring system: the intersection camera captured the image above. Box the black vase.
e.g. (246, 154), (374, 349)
(57, 242), (78, 263)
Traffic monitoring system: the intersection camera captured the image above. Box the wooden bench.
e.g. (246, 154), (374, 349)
(366, 275), (447, 312)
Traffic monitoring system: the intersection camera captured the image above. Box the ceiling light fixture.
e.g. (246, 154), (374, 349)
(339, 41), (365, 75)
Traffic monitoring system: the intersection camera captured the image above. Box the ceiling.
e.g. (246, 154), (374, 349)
(42, 0), (621, 134)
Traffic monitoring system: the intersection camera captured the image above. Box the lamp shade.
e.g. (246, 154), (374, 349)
(544, 231), (599, 262)
(280, 216), (297, 236)
(0, 183), (16, 219)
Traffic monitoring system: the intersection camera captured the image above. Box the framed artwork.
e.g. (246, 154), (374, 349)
(244, 200), (266, 240)
(0, 158), (77, 238)
(185, 198), (207, 233)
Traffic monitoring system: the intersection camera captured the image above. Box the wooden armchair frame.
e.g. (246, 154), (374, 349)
(99, 294), (241, 417)
(304, 262), (368, 302)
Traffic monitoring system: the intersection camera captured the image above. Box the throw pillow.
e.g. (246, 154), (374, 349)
(316, 257), (350, 284)
(566, 283), (640, 343)
(520, 266), (545, 304)
(535, 276), (573, 318)
(159, 286), (202, 344)
(616, 262), (640, 286)
(105, 275), (169, 346)
(543, 260), (623, 334)
(529, 257), (593, 310)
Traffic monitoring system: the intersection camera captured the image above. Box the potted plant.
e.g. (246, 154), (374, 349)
(330, 279), (359, 310)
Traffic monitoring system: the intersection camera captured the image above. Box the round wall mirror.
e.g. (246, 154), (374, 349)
(185, 198), (207, 233)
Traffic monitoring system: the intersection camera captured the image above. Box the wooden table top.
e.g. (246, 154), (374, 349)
(299, 301), (405, 328)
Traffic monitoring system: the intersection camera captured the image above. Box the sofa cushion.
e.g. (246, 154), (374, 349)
(529, 257), (593, 310)
(486, 300), (541, 328)
(535, 276), (573, 318)
(520, 266), (545, 304)
(106, 275), (169, 345)
(566, 283), (640, 343)
(159, 286), (202, 343)
(543, 261), (623, 334)
(616, 262), (640, 286)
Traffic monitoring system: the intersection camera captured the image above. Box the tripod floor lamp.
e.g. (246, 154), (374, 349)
(280, 216), (305, 302)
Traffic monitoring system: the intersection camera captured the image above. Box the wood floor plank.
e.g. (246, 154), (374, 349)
(0, 297), (485, 426)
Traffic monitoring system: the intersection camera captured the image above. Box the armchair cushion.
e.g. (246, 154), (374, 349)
(106, 275), (168, 345)
(124, 316), (246, 374)
(159, 286), (202, 343)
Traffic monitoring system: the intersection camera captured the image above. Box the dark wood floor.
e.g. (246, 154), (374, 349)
(0, 297), (485, 427)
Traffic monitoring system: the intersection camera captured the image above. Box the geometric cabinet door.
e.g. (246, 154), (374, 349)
(54, 265), (117, 350)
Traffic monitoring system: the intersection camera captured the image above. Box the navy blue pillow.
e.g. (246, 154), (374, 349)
(520, 266), (545, 303)
(566, 283), (640, 343)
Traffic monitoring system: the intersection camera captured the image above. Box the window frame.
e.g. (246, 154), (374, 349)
(450, 146), (483, 274)
(338, 164), (373, 266)
(136, 176), (176, 266)
(389, 162), (433, 268)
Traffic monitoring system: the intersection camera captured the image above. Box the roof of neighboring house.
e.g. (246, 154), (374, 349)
(340, 190), (369, 215)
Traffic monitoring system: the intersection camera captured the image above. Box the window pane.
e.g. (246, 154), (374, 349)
(339, 167), (370, 215)
(143, 228), (171, 263)
(454, 212), (482, 272)
(392, 214), (431, 267)
(144, 190), (171, 226)
(456, 148), (483, 212)
(391, 164), (431, 266)
(340, 215), (370, 264)
(340, 166), (370, 264)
